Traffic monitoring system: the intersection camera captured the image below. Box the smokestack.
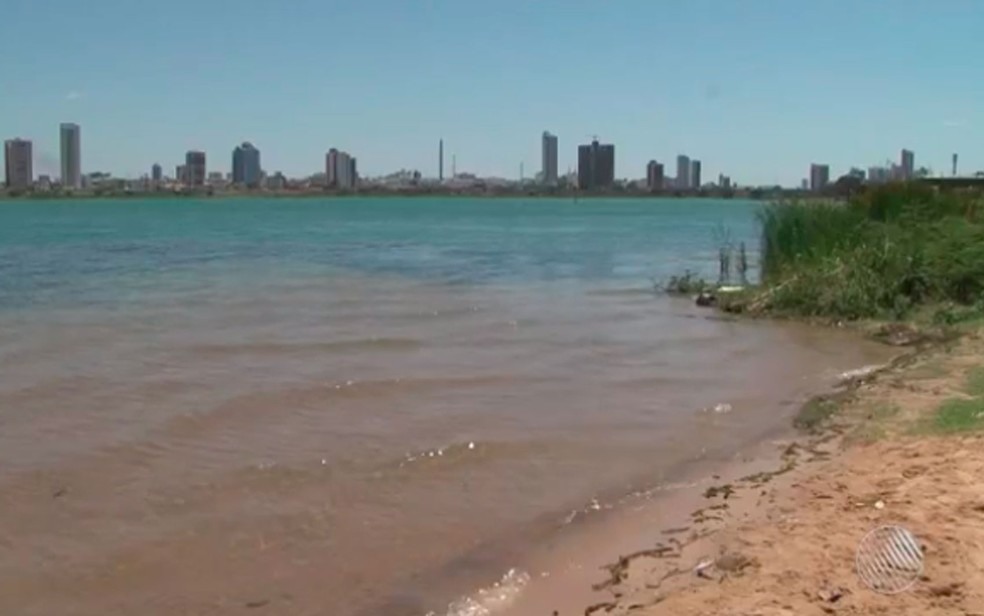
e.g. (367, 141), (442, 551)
(439, 139), (444, 182)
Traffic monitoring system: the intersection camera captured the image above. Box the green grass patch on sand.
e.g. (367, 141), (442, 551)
(963, 366), (984, 397)
(930, 398), (984, 434)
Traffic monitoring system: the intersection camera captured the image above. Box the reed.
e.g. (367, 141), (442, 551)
(755, 184), (984, 320)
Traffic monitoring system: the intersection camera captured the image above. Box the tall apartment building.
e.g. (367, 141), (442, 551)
(60, 123), (81, 189)
(232, 142), (262, 187)
(576, 140), (615, 190)
(676, 155), (691, 190)
(646, 160), (664, 191)
(541, 131), (558, 184)
(4, 138), (33, 189)
(185, 151), (207, 187)
(326, 148), (357, 189)
(901, 149), (915, 180)
(810, 163), (830, 192)
(690, 159), (702, 189)
(868, 166), (890, 184)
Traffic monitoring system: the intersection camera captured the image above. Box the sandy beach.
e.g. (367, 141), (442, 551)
(510, 330), (984, 616)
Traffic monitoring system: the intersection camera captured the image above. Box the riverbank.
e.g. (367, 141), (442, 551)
(534, 184), (984, 615)
(0, 187), (801, 202)
(572, 328), (984, 615)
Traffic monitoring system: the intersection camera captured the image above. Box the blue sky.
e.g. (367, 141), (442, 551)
(1, 0), (981, 186)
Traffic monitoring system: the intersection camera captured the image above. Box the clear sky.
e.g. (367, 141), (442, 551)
(1, 0), (981, 186)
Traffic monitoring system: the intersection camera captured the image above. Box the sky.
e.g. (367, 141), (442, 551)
(1, 0), (981, 186)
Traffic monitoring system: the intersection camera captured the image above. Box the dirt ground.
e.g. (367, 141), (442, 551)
(587, 332), (984, 616)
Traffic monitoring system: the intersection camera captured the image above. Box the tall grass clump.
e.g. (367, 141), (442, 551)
(756, 183), (984, 320)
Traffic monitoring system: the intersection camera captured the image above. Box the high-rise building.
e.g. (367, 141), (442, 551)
(326, 148), (356, 189)
(439, 139), (444, 182)
(576, 140), (615, 190)
(676, 155), (691, 190)
(718, 174), (732, 190)
(867, 166), (889, 184)
(349, 157), (358, 187)
(4, 138), (33, 189)
(176, 165), (186, 184)
(151, 163), (162, 183)
(326, 149), (339, 187)
(809, 164), (830, 192)
(691, 159), (702, 189)
(232, 142), (262, 187)
(901, 149), (915, 180)
(60, 123), (81, 189)
(185, 151), (206, 187)
(646, 160), (664, 191)
(541, 131), (558, 185)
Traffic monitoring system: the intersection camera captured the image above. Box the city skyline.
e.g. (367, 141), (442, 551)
(2, 120), (956, 194)
(1, 121), (953, 194)
(1, 1), (980, 185)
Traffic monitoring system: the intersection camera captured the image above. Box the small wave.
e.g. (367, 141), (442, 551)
(398, 440), (479, 468)
(561, 477), (713, 525)
(585, 287), (657, 297)
(323, 375), (521, 398)
(189, 337), (423, 357)
(425, 568), (531, 616)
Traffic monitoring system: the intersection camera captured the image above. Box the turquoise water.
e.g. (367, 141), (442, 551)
(0, 197), (761, 309)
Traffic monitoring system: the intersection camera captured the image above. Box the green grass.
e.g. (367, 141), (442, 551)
(755, 183), (984, 321)
(931, 398), (984, 433)
(964, 367), (984, 397)
(904, 367), (984, 435)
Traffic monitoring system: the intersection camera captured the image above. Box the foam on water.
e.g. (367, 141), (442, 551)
(427, 569), (532, 616)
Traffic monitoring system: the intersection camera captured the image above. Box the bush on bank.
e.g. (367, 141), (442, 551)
(751, 183), (984, 321)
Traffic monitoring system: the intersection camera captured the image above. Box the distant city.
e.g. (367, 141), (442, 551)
(2, 123), (979, 197)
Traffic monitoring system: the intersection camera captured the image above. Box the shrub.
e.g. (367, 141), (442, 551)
(757, 184), (984, 320)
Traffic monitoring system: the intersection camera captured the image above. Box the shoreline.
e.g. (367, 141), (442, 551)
(0, 191), (779, 202)
(408, 325), (904, 616)
(507, 328), (984, 616)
